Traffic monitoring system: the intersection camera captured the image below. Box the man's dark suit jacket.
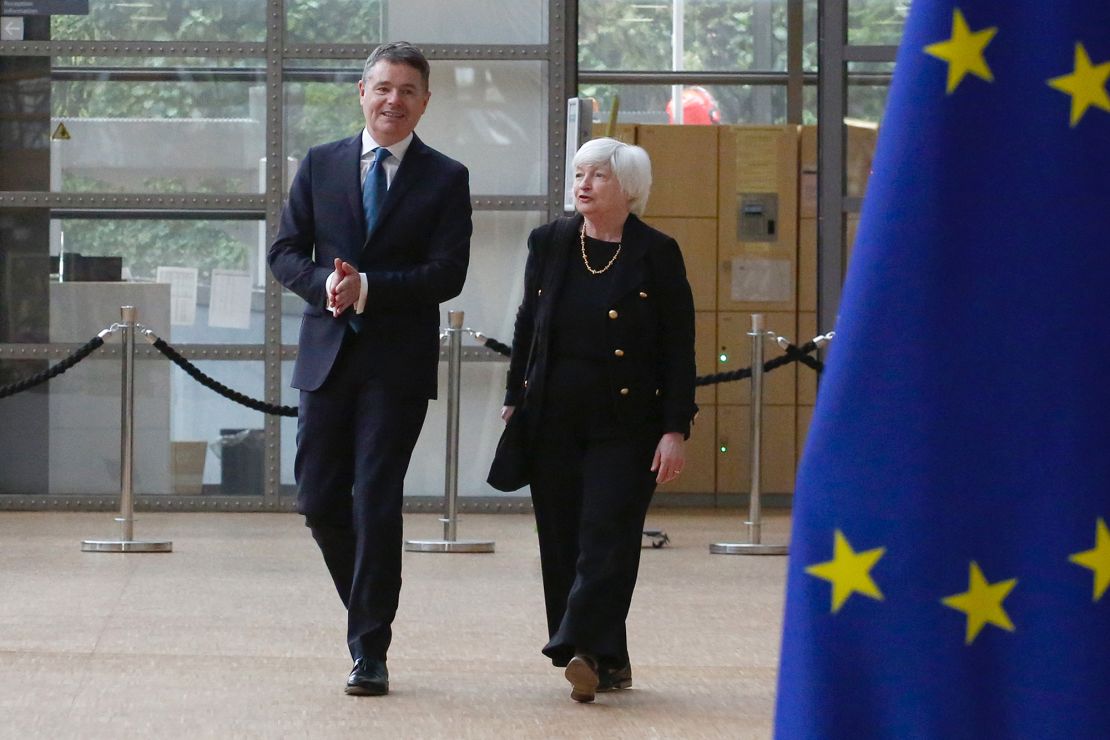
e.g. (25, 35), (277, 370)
(269, 132), (472, 398)
(503, 213), (697, 438)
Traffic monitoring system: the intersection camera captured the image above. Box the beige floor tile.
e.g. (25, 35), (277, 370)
(0, 509), (790, 739)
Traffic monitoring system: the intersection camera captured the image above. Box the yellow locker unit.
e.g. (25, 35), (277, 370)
(693, 310), (717, 408)
(716, 310), (797, 406)
(591, 121), (638, 145)
(798, 216), (817, 314)
(642, 216), (718, 312)
(717, 125), (799, 315)
(716, 404), (797, 495)
(638, 125), (718, 219)
(799, 122), (879, 215)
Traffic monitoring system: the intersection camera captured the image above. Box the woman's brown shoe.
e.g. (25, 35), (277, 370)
(564, 654), (600, 703)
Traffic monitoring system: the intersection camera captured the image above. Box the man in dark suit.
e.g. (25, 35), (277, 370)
(268, 41), (471, 696)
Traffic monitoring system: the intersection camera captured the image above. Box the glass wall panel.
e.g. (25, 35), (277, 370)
(50, 1), (266, 42)
(847, 62), (891, 123)
(848, 0), (910, 46)
(277, 210), (546, 490)
(803, 84), (817, 125)
(579, 0), (790, 72)
(281, 361), (297, 489)
(803, 0), (818, 71)
(285, 0), (384, 44)
(388, 0), (547, 45)
(53, 217), (265, 344)
(172, 361), (266, 495)
(6, 355), (172, 495)
(43, 58), (267, 194)
(408, 360), (517, 498)
(278, 211), (543, 349)
(2, 210), (258, 347)
(284, 61), (548, 195)
(0, 362), (50, 494)
(286, 359), (526, 498)
(285, 0), (547, 45)
(582, 83), (787, 125)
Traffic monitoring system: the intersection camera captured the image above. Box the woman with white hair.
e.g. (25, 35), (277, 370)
(492, 137), (697, 703)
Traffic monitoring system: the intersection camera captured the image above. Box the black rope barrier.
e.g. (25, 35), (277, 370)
(0, 335), (108, 400)
(0, 323), (823, 416)
(473, 332), (825, 387)
(147, 334), (298, 417)
(477, 334), (512, 357)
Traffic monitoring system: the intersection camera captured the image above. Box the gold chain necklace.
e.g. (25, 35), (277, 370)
(579, 223), (622, 275)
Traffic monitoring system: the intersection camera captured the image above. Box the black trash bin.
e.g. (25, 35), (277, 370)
(217, 428), (264, 496)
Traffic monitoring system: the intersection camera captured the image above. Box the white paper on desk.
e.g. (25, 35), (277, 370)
(208, 269), (253, 329)
(156, 266), (198, 326)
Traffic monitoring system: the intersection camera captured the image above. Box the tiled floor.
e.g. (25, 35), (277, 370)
(0, 509), (790, 739)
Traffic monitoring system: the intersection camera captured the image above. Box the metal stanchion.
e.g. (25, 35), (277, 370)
(82, 306), (172, 553)
(711, 313), (787, 556)
(405, 310), (494, 553)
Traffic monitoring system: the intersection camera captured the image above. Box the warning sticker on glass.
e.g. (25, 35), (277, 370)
(730, 257), (792, 303)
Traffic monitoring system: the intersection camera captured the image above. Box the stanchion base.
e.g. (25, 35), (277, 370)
(81, 540), (173, 553)
(404, 539), (495, 553)
(710, 542), (788, 556)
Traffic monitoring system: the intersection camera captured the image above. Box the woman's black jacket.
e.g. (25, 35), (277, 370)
(502, 212), (697, 438)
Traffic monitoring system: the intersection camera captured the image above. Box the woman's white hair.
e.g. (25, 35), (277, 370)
(572, 137), (652, 216)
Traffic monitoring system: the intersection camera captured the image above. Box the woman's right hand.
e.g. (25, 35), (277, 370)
(500, 406), (515, 423)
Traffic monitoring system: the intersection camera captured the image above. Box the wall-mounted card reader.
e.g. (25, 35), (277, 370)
(737, 193), (778, 241)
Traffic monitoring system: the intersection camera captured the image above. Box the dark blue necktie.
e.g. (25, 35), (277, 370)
(350, 146), (389, 334)
(362, 146), (390, 235)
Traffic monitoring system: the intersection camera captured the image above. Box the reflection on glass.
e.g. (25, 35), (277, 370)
(280, 362), (297, 488)
(847, 61), (892, 127)
(54, 218), (264, 343)
(387, 0), (547, 45)
(172, 362), (266, 496)
(579, 0), (790, 72)
(49, 62), (266, 194)
(285, 0), (383, 44)
(284, 61), (547, 195)
(848, 0), (910, 46)
(50, 1), (266, 42)
(279, 211), (545, 348)
(581, 83), (787, 125)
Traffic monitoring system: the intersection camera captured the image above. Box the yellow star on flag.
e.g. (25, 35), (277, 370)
(941, 561), (1017, 645)
(924, 8), (998, 94)
(805, 529), (885, 613)
(1069, 517), (1110, 602)
(1047, 43), (1110, 127)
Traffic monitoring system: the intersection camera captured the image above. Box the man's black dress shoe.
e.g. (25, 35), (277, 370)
(597, 661), (632, 692)
(345, 658), (389, 696)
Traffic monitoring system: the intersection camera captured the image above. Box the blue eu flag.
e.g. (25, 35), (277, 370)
(776, 3), (1110, 737)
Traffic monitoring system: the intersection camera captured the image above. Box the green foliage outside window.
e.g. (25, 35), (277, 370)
(579, 0), (906, 125)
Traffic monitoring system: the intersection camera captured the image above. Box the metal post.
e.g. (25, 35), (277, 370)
(443, 310), (463, 542)
(671, 0), (685, 124)
(82, 306), (172, 553)
(405, 310), (494, 554)
(711, 314), (787, 555)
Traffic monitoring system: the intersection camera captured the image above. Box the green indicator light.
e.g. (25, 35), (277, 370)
(719, 353), (728, 363)
(719, 444), (728, 453)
